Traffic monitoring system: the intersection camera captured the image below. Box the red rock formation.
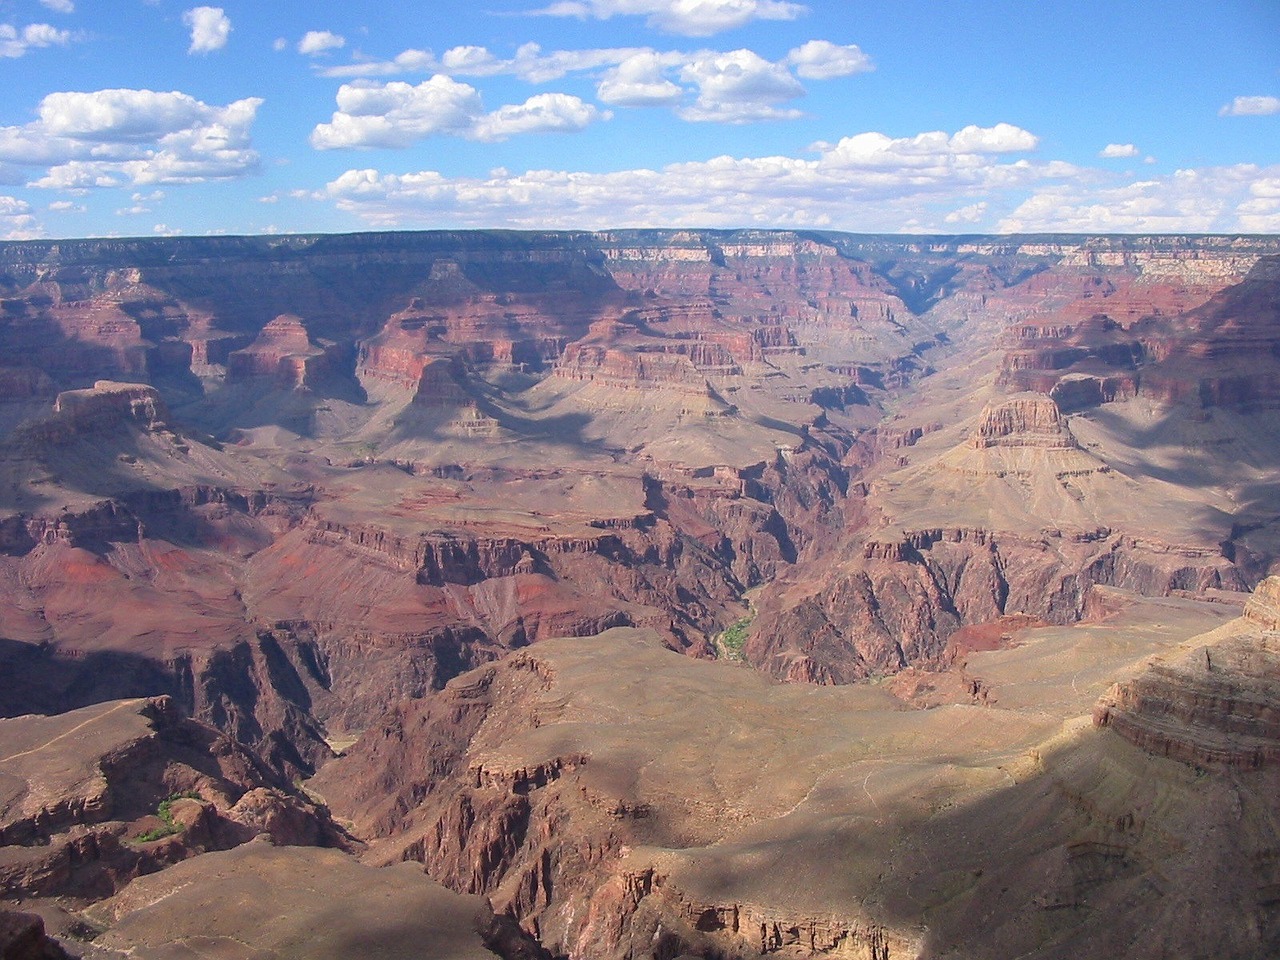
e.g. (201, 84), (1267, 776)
(1095, 577), (1280, 770)
(15, 380), (168, 444)
(226, 314), (348, 389)
(0, 910), (70, 960)
(970, 393), (1076, 448)
(996, 254), (1280, 411)
(0, 696), (343, 902)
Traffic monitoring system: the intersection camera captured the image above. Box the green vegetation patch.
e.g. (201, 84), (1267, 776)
(717, 615), (754, 661)
(135, 791), (202, 843)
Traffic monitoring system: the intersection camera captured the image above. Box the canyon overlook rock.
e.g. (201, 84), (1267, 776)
(1, 230), (1280, 958)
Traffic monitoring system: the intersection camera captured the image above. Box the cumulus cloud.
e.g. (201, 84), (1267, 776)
(326, 43), (814, 123)
(0, 22), (71, 58)
(183, 6), (230, 55)
(598, 51), (685, 106)
(39, 89), (231, 141)
(678, 48), (805, 122)
(319, 43), (642, 82)
(819, 124), (1039, 172)
(440, 45), (505, 75)
(40, 0), (75, 13)
(948, 123), (1038, 153)
(299, 30), (345, 55)
(944, 201), (989, 224)
(1099, 143), (1140, 158)
(316, 122), (1069, 231)
(320, 48), (439, 79)
(311, 78), (609, 148)
(532, 0), (807, 35)
(998, 163), (1280, 233)
(310, 77), (483, 148)
(0, 88), (262, 188)
(1219, 95), (1280, 117)
(317, 40), (872, 124)
(472, 93), (610, 141)
(785, 40), (872, 79)
(0, 195), (40, 238)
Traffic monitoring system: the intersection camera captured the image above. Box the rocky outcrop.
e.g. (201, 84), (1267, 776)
(226, 314), (348, 388)
(970, 393), (1076, 448)
(0, 696), (343, 902)
(0, 910), (70, 960)
(749, 526), (1246, 683)
(29, 381), (169, 441)
(1095, 577), (1280, 770)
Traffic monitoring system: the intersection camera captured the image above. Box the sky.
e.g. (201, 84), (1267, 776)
(0, 0), (1277, 239)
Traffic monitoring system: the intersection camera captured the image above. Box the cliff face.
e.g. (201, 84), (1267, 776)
(1095, 576), (1280, 770)
(996, 254), (1280, 413)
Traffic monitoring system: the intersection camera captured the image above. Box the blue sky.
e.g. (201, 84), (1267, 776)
(0, 0), (1277, 238)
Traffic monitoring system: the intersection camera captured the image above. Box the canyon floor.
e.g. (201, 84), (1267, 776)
(1, 230), (1278, 959)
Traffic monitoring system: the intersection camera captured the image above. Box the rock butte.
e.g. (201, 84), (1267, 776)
(0, 229), (1279, 958)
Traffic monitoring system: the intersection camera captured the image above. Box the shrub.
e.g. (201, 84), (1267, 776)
(718, 616), (753, 661)
(134, 791), (201, 842)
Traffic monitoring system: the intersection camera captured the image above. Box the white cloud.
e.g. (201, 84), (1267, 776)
(0, 88), (263, 188)
(154, 223), (181, 235)
(322, 43), (819, 124)
(512, 43), (640, 83)
(785, 40), (871, 79)
(320, 48), (439, 79)
(0, 195), (41, 238)
(318, 43), (642, 82)
(40, 0), (75, 13)
(948, 123), (1038, 153)
(819, 124), (1038, 173)
(1099, 143), (1139, 158)
(678, 48), (805, 122)
(317, 123), (1073, 231)
(273, 37), (287, 52)
(532, 0), (807, 36)
(40, 89), (218, 141)
(299, 30), (345, 56)
(317, 40), (871, 125)
(944, 201), (988, 224)
(441, 45), (505, 75)
(318, 151), (1280, 235)
(472, 94), (610, 141)
(48, 199), (83, 211)
(998, 163), (1280, 233)
(311, 78), (608, 148)
(598, 51), (685, 106)
(310, 77), (483, 148)
(0, 22), (71, 58)
(183, 6), (230, 55)
(1219, 95), (1280, 117)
